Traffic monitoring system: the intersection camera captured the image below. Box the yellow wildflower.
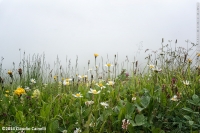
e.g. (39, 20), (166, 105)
(94, 53), (99, 57)
(197, 53), (200, 57)
(188, 58), (192, 63)
(7, 70), (12, 75)
(5, 90), (9, 93)
(14, 87), (25, 97)
(54, 75), (58, 80)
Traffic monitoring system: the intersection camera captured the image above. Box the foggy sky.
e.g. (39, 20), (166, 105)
(0, 0), (199, 74)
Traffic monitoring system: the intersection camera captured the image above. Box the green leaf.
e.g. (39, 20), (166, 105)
(47, 120), (59, 133)
(187, 100), (198, 106)
(189, 121), (194, 126)
(184, 115), (191, 121)
(125, 102), (135, 115)
(140, 96), (150, 108)
(135, 114), (146, 126)
(192, 94), (200, 103)
(15, 111), (26, 125)
(135, 104), (144, 112)
(182, 107), (194, 113)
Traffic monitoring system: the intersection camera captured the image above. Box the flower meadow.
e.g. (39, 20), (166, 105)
(0, 40), (200, 133)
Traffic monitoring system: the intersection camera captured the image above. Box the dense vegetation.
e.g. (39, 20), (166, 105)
(0, 40), (200, 133)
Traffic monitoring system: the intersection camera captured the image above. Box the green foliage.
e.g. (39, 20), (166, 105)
(0, 41), (200, 132)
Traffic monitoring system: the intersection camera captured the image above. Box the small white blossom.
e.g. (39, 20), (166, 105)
(85, 100), (94, 106)
(122, 119), (130, 130)
(74, 128), (82, 133)
(72, 93), (83, 98)
(132, 97), (136, 101)
(106, 81), (115, 86)
(88, 88), (101, 94)
(96, 83), (106, 89)
(30, 78), (36, 84)
(100, 102), (109, 108)
(170, 95), (178, 101)
(147, 64), (155, 69)
(24, 86), (31, 91)
(183, 80), (190, 86)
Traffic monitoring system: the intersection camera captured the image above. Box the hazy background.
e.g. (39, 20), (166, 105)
(0, 0), (199, 74)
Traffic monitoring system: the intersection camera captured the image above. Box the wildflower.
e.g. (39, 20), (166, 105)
(126, 73), (129, 77)
(88, 68), (92, 71)
(24, 87), (31, 91)
(106, 81), (115, 86)
(89, 122), (96, 127)
(170, 95), (178, 101)
(94, 53), (99, 58)
(54, 75), (58, 80)
(85, 100), (94, 106)
(183, 80), (190, 86)
(5, 94), (8, 97)
(31, 89), (40, 98)
(5, 90), (9, 93)
(147, 64), (155, 69)
(105, 63), (113, 67)
(14, 87), (26, 97)
(88, 88), (101, 94)
(122, 119), (130, 130)
(96, 83), (106, 89)
(74, 128), (82, 133)
(197, 52), (200, 57)
(66, 78), (72, 82)
(7, 70), (13, 77)
(100, 102), (109, 108)
(62, 130), (67, 133)
(18, 68), (22, 76)
(30, 78), (36, 84)
(78, 75), (82, 79)
(188, 58), (192, 63)
(72, 93), (83, 98)
(63, 80), (70, 86)
(152, 67), (162, 72)
(171, 78), (176, 85)
(132, 97), (136, 101)
(83, 75), (87, 78)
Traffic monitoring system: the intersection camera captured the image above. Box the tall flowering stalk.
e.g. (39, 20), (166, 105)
(94, 53), (99, 81)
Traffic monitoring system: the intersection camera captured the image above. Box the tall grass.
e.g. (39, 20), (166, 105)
(0, 39), (200, 133)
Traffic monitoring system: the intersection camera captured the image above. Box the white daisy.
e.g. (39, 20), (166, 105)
(88, 88), (101, 94)
(72, 93), (83, 98)
(100, 102), (109, 108)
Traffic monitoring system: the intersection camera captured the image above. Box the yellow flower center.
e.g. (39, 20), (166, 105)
(7, 71), (12, 75)
(54, 76), (57, 79)
(92, 90), (97, 94)
(107, 63), (111, 67)
(149, 65), (154, 69)
(99, 83), (103, 87)
(66, 82), (70, 85)
(108, 81), (113, 85)
(76, 93), (81, 97)
(94, 53), (99, 57)
(188, 59), (192, 63)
